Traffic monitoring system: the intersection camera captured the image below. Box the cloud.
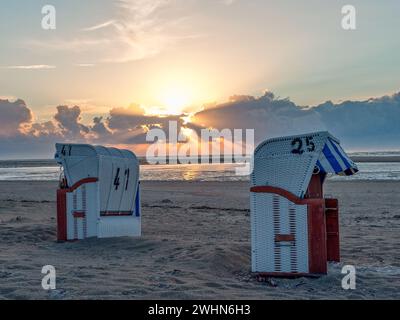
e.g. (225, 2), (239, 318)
(0, 99), (33, 136)
(4, 65), (56, 70)
(27, 0), (191, 64)
(107, 104), (180, 130)
(75, 63), (95, 67)
(98, 0), (184, 63)
(0, 95), (16, 100)
(54, 105), (90, 139)
(26, 38), (112, 53)
(192, 91), (325, 142)
(91, 116), (113, 138)
(105, 104), (196, 144)
(82, 20), (116, 32)
(192, 91), (400, 149)
(1, 90), (400, 159)
(312, 93), (400, 148)
(28, 121), (59, 138)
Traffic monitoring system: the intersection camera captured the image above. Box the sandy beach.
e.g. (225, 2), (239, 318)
(0, 180), (399, 299)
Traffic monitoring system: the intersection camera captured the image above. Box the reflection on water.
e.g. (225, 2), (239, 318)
(182, 168), (199, 181)
(0, 162), (400, 181)
(139, 163), (249, 181)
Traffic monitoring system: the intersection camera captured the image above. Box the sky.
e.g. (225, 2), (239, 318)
(0, 0), (399, 159)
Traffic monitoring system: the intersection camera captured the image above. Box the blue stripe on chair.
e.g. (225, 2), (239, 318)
(135, 184), (140, 217)
(328, 137), (352, 169)
(322, 144), (342, 173)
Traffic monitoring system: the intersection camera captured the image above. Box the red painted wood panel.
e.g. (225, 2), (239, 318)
(275, 234), (295, 242)
(72, 211), (86, 218)
(308, 203), (327, 274)
(325, 198), (340, 262)
(305, 174), (323, 199)
(56, 189), (67, 241)
(250, 186), (324, 206)
(56, 177), (98, 242)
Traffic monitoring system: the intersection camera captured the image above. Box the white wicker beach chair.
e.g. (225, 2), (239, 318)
(250, 131), (358, 276)
(55, 144), (141, 241)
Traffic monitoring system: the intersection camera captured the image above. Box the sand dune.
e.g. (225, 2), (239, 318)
(0, 180), (399, 299)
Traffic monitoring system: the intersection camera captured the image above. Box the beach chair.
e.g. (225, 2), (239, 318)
(250, 131), (358, 276)
(55, 144), (141, 241)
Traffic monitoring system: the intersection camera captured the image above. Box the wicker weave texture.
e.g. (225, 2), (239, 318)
(251, 131), (330, 197)
(251, 193), (309, 273)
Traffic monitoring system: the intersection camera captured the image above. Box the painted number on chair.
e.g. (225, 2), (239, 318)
(61, 145), (72, 156)
(124, 169), (130, 190)
(291, 136), (315, 155)
(114, 168), (121, 190)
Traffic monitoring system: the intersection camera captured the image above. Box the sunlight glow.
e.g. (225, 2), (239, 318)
(160, 86), (191, 115)
(142, 84), (195, 117)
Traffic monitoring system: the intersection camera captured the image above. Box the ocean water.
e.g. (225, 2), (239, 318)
(0, 158), (400, 181)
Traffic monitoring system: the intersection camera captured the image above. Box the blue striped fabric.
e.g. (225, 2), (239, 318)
(316, 138), (358, 176)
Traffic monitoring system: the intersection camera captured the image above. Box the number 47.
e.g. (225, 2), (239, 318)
(113, 168), (130, 190)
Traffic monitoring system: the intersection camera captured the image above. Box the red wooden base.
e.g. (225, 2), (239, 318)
(56, 177), (98, 242)
(325, 198), (340, 262)
(307, 201), (327, 274)
(251, 179), (341, 277)
(56, 189), (67, 241)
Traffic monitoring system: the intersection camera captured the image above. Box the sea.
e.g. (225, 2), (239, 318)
(0, 152), (400, 181)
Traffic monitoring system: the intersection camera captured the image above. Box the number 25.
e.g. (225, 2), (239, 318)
(291, 136), (315, 154)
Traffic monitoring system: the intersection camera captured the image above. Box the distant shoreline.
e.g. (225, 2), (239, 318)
(351, 156), (400, 163)
(1, 155), (400, 167)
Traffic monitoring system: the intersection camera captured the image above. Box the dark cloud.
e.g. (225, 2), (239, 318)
(90, 116), (113, 138)
(54, 105), (90, 139)
(106, 105), (204, 144)
(192, 91), (325, 143)
(192, 91), (400, 149)
(27, 121), (60, 138)
(0, 99), (33, 136)
(313, 93), (400, 148)
(0, 90), (399, 159)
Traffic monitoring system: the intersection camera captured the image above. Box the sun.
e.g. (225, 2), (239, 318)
(143, 79), (203, 117)
(160, 86), (191, 115)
